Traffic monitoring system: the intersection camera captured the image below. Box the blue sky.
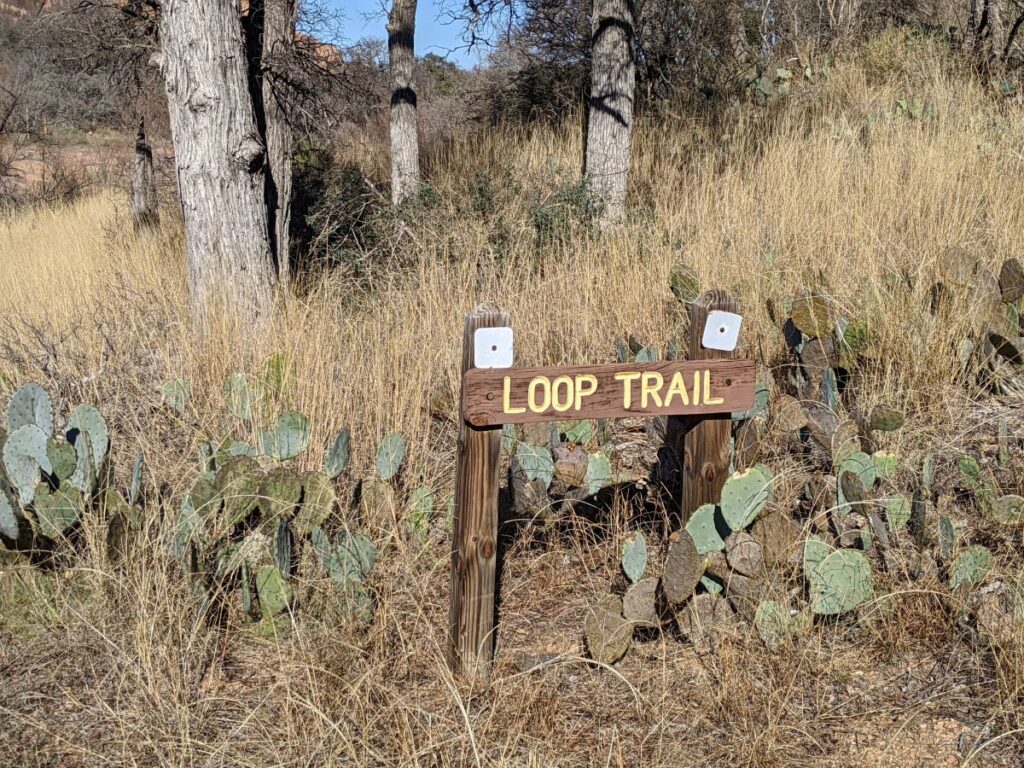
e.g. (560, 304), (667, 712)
(331, 0), (482, 68)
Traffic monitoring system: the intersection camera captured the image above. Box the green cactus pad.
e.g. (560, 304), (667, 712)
(561, 420), (592, 445)
(0, 479), (23, 541)
(837, 451), (876, 513)
(584, 451), (612, 496)
(375, 433), (407, 481)
(872, 451), (898, 480)
(669, 264), (700, 304)
(732, 382), (769, 421)
(957, 455), (981, 489)
(720, 466), (772, 531)
(949, 545), (994, 591)
(3, 424), (52, 505)
(262, 412), (311, 461)
(803, 535), (830, 574)
(700, 575), (724, 595)
(620, 531), (647, 583)
(255, 565), (293, 616)
(515, 442), (554, 489)
(333, 528), (377, 584)
(187, 473), (221, 518)
(274, 518), (292, 576)
(214, 456), (263, 527)
(294, 472), (336, 535)
(634, 346), (658, 363)
(755, 600), (790, 650)
(69, 432), (97, 496)
(408, 487), (433, 543)
(6, 383), (53, 436)
(160, 379), (191, 415)
(258, 467), (303, 520)
(324, 427), (351, 479)
(685, 503), (726, 555)
(999, 257), (1024, 302)
(68, 404), (109, 469)
(33, 484), (83, 540)
(258, 352), (294, 402)
(807, 548), (874, 615)
(47, 439), (77, 481)
(990, 495), (1024, 525)
(885, 494), (911, 532)
(224, 372), (253, 421)
(938, 515), (956, 561)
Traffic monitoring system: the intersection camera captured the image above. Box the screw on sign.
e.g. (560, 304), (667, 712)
(448, 293), (752, 682)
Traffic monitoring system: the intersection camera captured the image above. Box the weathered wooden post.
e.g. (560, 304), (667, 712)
(667, 289), (741, 521)
(447, 304), (509, 682)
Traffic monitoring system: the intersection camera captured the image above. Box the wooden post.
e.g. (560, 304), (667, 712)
(667, 289), (740, 522)
(448, 304), (509, 682)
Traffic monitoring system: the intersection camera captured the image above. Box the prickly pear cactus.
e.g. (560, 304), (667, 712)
(669, 264), (700, 304)
(68, 404), (109, 469)
(262, 412), (311, 461)
(872, 451), (897, 480)
(949, 545), (993, 591)
(620, 531), (647, 584)
(6, 383), (53, 436)
(3, 424), (52, 505)
(224, 372), (253, 421)
(161, 379), (191, 415)
(376, 433), (407, 481)
(869, 404), (904, 432)
(989, 495), (1024, 525)
(585, 451), (612, 495)
(685, 503), (726, 555)
(755, 600), (790, 650)
(720, 466), (771, 531)
(324, 427), (351, 479)
(806, 548), (874, 615)
(515, 442), (553, 489)
(408, 487), (433, 543)
(585, 593), (632, 665)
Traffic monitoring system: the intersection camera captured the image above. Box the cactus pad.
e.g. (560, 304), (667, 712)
(957, 455), (981, 489)
(584, 451), (612, 496)
(938, 514), (956, 561)
(47, 439), (77, 481)
(949, 545), (994, 591)
(214, 456), (263, 527)
(324, 427), (351, 479)
(685, 503), (726, 555)
(515, 442), (553, 489)
(561, 420), (592, 445)
(872, 451), (898, 479)
(33, 484), (83, 540)
(258, 467), (303, 520)
(774, 395), (807, 432)
(262, 412), (311, 461)
(3, 424), (52, 505)
(161, 379), (191, 415)
(807, 548), (874, 615)
(725, 530), (764, 577)
(5, 383), (53, 436)
(0, 479), (22, 541)
(720, 466), (772, 531)
(885, 494), (911, 532)
(623, 577), (659, 627)
(669, 264), (700, 304)
(755, 600), (790, 651)
(295, 472), (336, 535)
(224, 372), (253, 421)
(999, 258), (1024, 303)
(376, 433), (407, 481)
(663, 529), (703, 605)
(584, 593), (631, 665)
(620, 531), (647, 583)
(255, 565), (292, 616)
(68, 404), (109, 469)
(130, 450), (144, 506)
(990, 495), (1024, 525)
(790, 294), (834, 337)
(869, 404), (904, 432)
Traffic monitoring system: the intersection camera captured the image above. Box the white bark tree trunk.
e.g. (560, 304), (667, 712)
(584, 0), (636, 228)
(248, 0), (296, 290)
(132, 117), (159, 232)
(158, 0), (276, 328)
(388, 0), (419, 205)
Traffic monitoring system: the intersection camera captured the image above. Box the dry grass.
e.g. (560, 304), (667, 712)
(2, 30), (1024, 767)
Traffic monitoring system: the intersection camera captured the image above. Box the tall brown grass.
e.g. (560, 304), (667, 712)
(1, 29), (1023, 767)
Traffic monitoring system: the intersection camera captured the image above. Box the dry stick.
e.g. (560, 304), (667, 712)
(667, 289), (740, 523)
(447, 304), (509, 683)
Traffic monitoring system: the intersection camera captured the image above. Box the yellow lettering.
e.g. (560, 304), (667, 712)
(641, 372), (664, 408)
(664, 371), (690, 407)
(704, 370), (725, 405)
(574, 374), (598, 410)
(615, 372), (642, 409)
(528, 376), (551, 413)
(502, 376), (526, 415)
(551, 375), (573, 412)
(692, 371), (702, 406)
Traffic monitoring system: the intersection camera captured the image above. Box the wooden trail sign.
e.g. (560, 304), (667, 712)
(448, 290), (750, 683)
(462, 359), (755, 427)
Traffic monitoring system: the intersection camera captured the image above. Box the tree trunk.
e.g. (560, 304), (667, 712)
(158, 0), (276, 328)
(132, 117), (159, 232)
(388, 0), (419, 205)
(584, 0), (635, 228)
(247, 0), (296, 290)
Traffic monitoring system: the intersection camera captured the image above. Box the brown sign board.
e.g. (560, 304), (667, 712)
(462, 359), (756, 427)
